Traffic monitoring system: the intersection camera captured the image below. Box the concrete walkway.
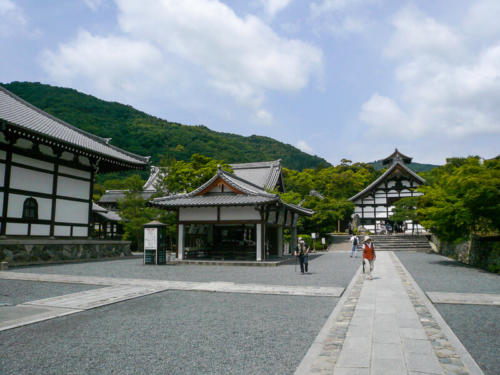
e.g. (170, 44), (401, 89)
(296, 251), (484, 375)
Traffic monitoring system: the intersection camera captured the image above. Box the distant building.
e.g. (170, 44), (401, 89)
(98, 166), (165, 210)
(151, 161), (312, 261)
(349, 149), (424, 234)
(0, 85), (148, 238)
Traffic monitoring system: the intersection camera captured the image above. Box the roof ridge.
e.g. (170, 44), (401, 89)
(348, 161), (425, 201)
(0, 85), (149, 164)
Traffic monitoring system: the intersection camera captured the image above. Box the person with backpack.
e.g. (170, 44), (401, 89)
(294, 237), (310, 274)
(363, 236), (376, 280)
(350, 234), (359, 258)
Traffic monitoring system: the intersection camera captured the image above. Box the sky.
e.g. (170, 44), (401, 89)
(1, 0), (499, 165)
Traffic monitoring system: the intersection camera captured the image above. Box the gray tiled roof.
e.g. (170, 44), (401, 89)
(349, 161), (425, 201)
(230, 160), (282, 191)
(0, 86), (149, 168)
(152, 193), (278, 207)
(151, 166), (313, 216)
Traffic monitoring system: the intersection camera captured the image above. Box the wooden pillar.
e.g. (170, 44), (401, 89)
(277, 225), (283, 257)
(291, 226), (297, 253)
(0, 144), (12, 236)
(50, 150), (61, 237)
(87, 163), (96, 238)
(256, 223), (263, 261)
(177, 223), (184, 260)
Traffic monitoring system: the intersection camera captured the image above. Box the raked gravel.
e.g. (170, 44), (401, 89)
(0, 290), (337, 375)
(0, 279), (102, 306)
(397, 251), (499, 375)
(11, 252), (359, 288)
(396, 251), (500, 294)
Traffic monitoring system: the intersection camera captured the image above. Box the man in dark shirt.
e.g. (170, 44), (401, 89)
(294, 237), (310, 274)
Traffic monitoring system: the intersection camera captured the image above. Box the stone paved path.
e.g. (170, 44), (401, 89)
(296, 252), (484, 375)
(0, 270), (344, 331)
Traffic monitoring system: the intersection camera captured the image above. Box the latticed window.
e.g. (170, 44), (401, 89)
(22, 197), (38, 219)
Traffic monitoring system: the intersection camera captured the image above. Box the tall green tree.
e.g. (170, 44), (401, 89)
(117, 175), (159, 251)
(416, 157), (500, 242)
(162, 153), (232, 194)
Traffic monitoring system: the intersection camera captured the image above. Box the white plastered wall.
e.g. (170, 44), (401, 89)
(0, 163), (4, 186)
(10, 166), (53, 194)
(220, 206), (260, 221)
(31, 224), (50, 236)
(57, 176), (90, 200)
(55, 199), (89, 224)
(73, 226), (88, 237)
(179, 207), (217, 221)
(6, 223), (28, 235)
(12, 154), (54, 171)
(54, 225), (70, 236)
(59, 165), (91, 179)
(8, 194), (52, 219)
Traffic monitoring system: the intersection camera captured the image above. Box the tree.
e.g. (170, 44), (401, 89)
(117, 175), (159, 251)
(161, 154), (233, 194)
(391, 197), (419, 234)
(416, 157), (500, 242)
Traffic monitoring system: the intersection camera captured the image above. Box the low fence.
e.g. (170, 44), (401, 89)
(0, 238), (132, 266)
(430, 234), (500, 273)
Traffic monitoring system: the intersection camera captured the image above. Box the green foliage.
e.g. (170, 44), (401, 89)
(391, 196), (419, 223)
(370, 160), (440, 172)
(280, 162), (379, 234)
(162, 154), (232, 194)
(117, 175), (159, 251)
(2, 81), (330, 172)
(415, 157), (500, 242)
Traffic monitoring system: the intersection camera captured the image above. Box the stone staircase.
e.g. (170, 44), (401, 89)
(371, 235), (432, 252)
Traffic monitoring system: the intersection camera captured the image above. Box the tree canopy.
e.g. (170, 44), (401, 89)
(415, 157), (500, 242)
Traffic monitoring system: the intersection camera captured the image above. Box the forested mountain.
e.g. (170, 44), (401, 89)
(1, 81), (330, 171)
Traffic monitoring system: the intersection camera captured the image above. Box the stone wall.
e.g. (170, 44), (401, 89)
(0, 238), (131, 266)
(430, 234), (500, 273)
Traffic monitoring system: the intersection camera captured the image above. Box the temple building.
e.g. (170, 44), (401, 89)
(150, 161), (312, 261)
(349, 149), (425, 234)
(0, 85), (149, 238)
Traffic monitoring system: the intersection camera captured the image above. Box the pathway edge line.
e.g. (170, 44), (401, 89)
(294, 264), (363, 375)
(392, 253), (485, 375)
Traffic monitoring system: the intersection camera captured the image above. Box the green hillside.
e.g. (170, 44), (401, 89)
(1, 81), (330, 171)
(370, 159), (439, 172)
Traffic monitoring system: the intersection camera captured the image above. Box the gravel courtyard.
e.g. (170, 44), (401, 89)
(12, 252), (359, 288)
(0, 291), (337, 375)
(397, 251), (500, 375)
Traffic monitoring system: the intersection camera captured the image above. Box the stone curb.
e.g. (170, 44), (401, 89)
(294, 264), (363, 375)
(391, 253), (485, 375)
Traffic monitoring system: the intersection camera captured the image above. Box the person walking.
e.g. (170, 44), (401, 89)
(363, 236), (376, 280)
(294, 237), (310, 274)
(350, 234), (359, 258)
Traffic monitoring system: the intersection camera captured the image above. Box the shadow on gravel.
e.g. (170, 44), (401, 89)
(429, 259), (494, 273)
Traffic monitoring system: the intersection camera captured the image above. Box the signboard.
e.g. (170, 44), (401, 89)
(144, 227), (158, 250)
(311, 233), (316, 239)
(321, 238), (325, 245)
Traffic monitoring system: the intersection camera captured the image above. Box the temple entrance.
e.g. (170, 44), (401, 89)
(183, 223), (257, 260)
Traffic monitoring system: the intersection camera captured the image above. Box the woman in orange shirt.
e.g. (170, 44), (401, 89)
(363, 236), (376, 280)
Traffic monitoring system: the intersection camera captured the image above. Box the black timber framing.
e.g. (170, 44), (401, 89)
(1, 140), (13, 236)
(49, 149), (61, 237)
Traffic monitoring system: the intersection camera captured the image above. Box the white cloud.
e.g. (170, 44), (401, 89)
(360, 5), (500, 141)
(83, 0), (105, 11)
(41, 0), (322, 124)
(254, 109), (273, 125)
(261, 0), (293, 17)
(41, 31), (169, 95)
(385, 6), (462, 60)
(309, 0), (375, 36)
(464, 0), (500, 39)
(0, 0), (26, 36)
(296, 140), (313, 153)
